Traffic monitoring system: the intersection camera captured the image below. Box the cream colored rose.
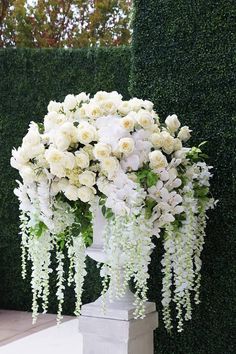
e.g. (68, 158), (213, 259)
(78, 171), (96, 187)
(64, 184), (78, 201)
(174, 138), (182, 151)
(137, 109), (154, 128)
(118, 101), (131, 115)
(63, 94), (77, 111)
(165, 114), (181, 133)
(59, 122), (78, 143)
(177, 126), (192, 142)
(22, 124), (41, 146)
(77, 125), (96, 145)
(149, 150), (168, 169)
(142, 100), (154, 111)
(77, 186), (94, 203)
(93, 91), (109, 101)
(93, 143), (111, 160)
(44, 112), (66, 132)
(47, 100), (62, 113)
(45, 146), (64, 164)
(102, 100), (117, 115)
(63, 152), (75, 170)
(85, 103), (102, 119)
(129, 98), (143, 111)
(118, 137), (135, 155)
(150, 132), (163, 148)
(161, 131), (175, 154)
(75, 150), (90, 169)
(120, 115), (135, 131)
(101, 156), (119, 175)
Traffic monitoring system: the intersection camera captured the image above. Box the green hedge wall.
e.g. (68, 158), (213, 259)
(0, 47), (131, 314)
(131, 1), (235, 353)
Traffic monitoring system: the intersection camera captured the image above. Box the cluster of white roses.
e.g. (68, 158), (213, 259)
(11, 91), (215, 331)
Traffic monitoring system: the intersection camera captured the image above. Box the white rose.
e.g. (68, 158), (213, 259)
(174, 138), (182, 151)
(118, 137), (135, 155)
(149, 150), (168, 169)
(47, 100), (62, 113)
(129, 98), (143, 111)
(19, 166), (35, 184)
(75, 150), (90, 168)
(150, 132), (162, 148)
(85, 103), (102, 119)
(75, 92), (89, 104)
(142, 100), (154, 111)
(78, 171), (96, 187)
(77, 125), (96, 145)
(59, 122), (78, 143)
(64, 184), (79, 201)
(120, 115), (135, 131)
(77, 186), (94, 203)
(54, 133), (71, 151)
(102, 100), (117, 115)
(44, 112), (66, 132)
(165, 114), (181, 133)
(118, 101), (132, 115)
(101, 157), (119, 177)
(177, 126), (192, 142)
(63, 152), (75, 170)
(45, 146), (64, 164)
(93, 91), (109, 101)
(137, 109), (154, 128)
(161, 131), (175, 154)
(93, 143), (111, 160)
(63, 94), (78, 111)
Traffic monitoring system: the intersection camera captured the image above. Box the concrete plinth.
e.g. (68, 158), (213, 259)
(78, 301), (158, 354)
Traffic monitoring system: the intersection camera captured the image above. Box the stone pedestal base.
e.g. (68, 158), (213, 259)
(78, 301), (158, 354)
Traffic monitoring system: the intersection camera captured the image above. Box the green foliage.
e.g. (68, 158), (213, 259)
(0, 46), (131, 314)
(130, 1), (236, 353)
(136, 166), (159, 188)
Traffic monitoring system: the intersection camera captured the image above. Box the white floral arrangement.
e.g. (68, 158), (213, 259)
(11, 91), (216, 332)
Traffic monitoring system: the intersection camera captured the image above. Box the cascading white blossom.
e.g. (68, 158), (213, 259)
(11, 91), (216, 331)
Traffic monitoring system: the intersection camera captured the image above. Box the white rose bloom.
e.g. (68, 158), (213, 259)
(129, 98), (143, 111)
(118, 137), (135, 155)
(85, 103), (102, 119)
(102, 100), (117, 115)
(177, 126), (192, 142)
(142, 100), (154, 111)
(93, 142), (111, 160)
(59, 122), (78, 143)
(77, 186), (94, 203)
(75, 92), (89, 104)
(64, 184), (79, 201)
(101, 157), (119, 177)
(77, 124), (96, 145)
(150, 132), (163, 148)
(149, 150), (168, 169)
(161, 131), (175, 154)
(78, 171), (96, 187)
(93, 91), (109, 102)
(63, 94), (78, 112)
(45, 146), (64, 164)
(165, 114), (181, 133)
(137, 109), (154, 128)
(174, 138), (183, 151)
(19, 165), (35, 184)
(120, 115), (135, 131)
(118, 101), (132, 115)
(75, 150), (90, 168)
(63, 152), (75, 170)
(44, 112), (66, 132)
(47, 100), (62, 113)
(54, 133), (71, 151)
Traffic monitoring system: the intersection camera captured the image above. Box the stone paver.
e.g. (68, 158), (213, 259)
(0, 310), (74, 347)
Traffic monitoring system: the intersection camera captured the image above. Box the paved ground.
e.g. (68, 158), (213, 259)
(0, 310), (75, 347)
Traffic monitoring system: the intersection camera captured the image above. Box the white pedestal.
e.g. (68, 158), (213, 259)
(78, 300), (158, 354)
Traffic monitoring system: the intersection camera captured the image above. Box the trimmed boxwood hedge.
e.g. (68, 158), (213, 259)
(0, 47), (131, 314)
(130, 1), (236, 353)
